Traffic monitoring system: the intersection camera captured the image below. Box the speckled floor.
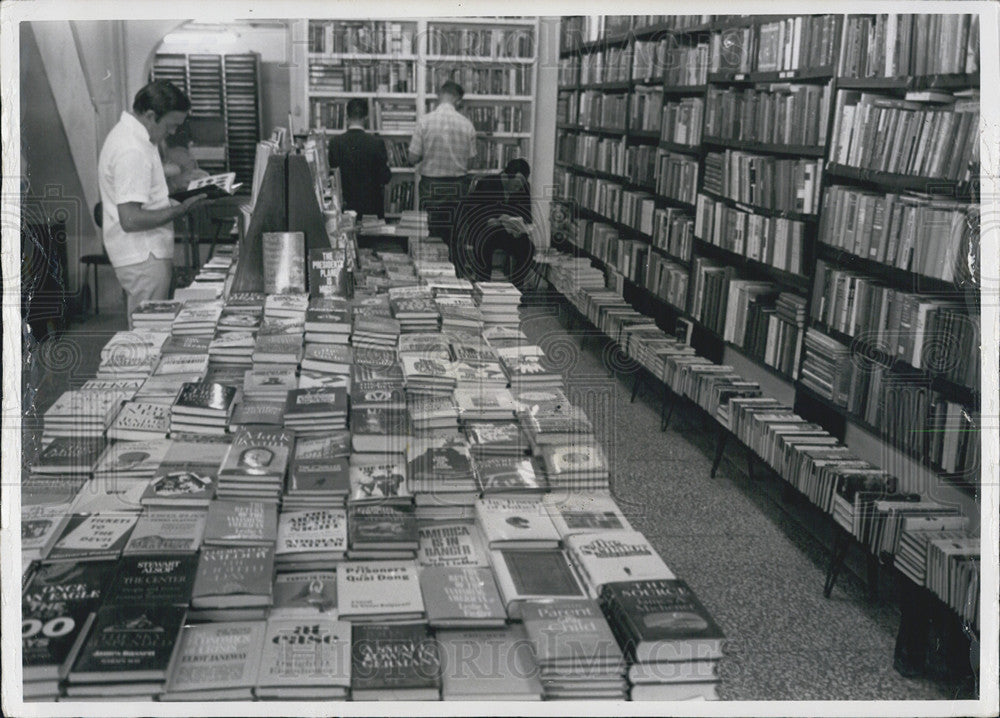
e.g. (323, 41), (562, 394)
(22, 296), (960, 700)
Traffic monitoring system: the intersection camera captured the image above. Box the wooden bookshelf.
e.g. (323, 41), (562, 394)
(293, 18), (538, 213)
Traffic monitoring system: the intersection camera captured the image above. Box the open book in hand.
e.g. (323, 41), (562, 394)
(170, 172), (243, 202)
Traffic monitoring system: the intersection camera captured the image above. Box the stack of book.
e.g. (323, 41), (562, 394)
(600, 578), (725, 700)
(472, 281), (522, 327)
(252, 321), (305, 371)
(169, 382), (237, 436)
(407, 395), (460, 434)
(284, 432), (351, 509)
(522, 598), (628, 699)
(407, 434), (479, 521)
(396, 210), (430, 239)
(171, 301), (223, 337)
(106, 400), (171, 441)
(351, 316), (402, 350)
(275, 508), (348, 570)
(300, 344), (353, 375)
(42, 390), (128, 442)
(161, 621), (267, 700)
(255, 616), (352, 699)
(565, 530), (675, 598)
(390, 292), (442, 333)
(436, 296), (484, 335)
(453, 385), (518, 422)
(216, 428), (292, 503)
(189, 544), (276, 621)
(208, 331), (255, 367)
(401, 354), (458, 396)
(438, 625), (543, 700)
(337, 562), (425, 623)
(132, 300), (182, 332)
(347, 502), (419, 559)
(283, 385), (349, 433)
(497, 346), (564, 392)
(304, 296), (352, 344)
(242, 367), (297, 402)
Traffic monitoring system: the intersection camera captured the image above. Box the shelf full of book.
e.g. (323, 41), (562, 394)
(294, 18), (538, 214)
(554, 11), (982, 498)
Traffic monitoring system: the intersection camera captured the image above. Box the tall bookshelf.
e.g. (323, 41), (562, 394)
(552, 11), (982, 640)
(151, 52), (263, 186)
(293, 18), (539, 217)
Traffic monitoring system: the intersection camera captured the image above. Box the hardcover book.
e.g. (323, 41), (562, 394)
(417, 522), (490, 567)
(599, 578), (726, 662)
(255, 617), (352, 698)
(107, 401), (171, 440)
(348, 503), (418, 552)
(22, 562), (116, 680)
(276, 509), (348, 559)
(163, 621), (266, 700)
(438, 624), (542, 700)
(350, 623), (441, 700)
(92, 439), (171, 479)
(489, 548), (587, 619)
(474, 456), (544, 494)
(542, 493), (634, 538)
(565, 530), (676, 596)
(66, 476), (150, 515)
(474, 497), (561, 549)
(47, 513), (138, 562)
(288, 453), (351, 496)
(191, 545), (275, 608)
(219, 428), (293, 478)
(349, 458), (411, 503)
(419, 566), (507, 627)
(337, 561), (424, 622)
(172, 382), (238, 416)
(349, 405), (411, 453)
(69, 604), (187, 682)
(140, 469), (216, 508)
(124, 509), (205, 558)
(204, 500), (279, 546)
(104, 554), (199, 606)
(465, 421), (531, 455)
(406, 435), (474, 486)
(271, 571), (338, 618)
(521, 598), (625, 670)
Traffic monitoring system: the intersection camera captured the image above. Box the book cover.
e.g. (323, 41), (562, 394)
(276, 509), (347, 556)
(289, 455), (351, 495)
(262, 232), (306, 294)
(417, 522), (490, 567)
(350, 405), (411, 448)
(543, 493), (633, 537)
(30, 437), (106, 474)
(521, 598), (624, 670)
(107, 401), (170, 438)
(104, 554), (199, 606)
(337, 561), (424, 620)
(350, 623), (440, 698)
(47, 513), (138, 561)
(20, 502), (72, 561)
(566, 531), (676, 596)
(349, 458), (411, 503)
(124, 509), (205, 556)
(599, 578), (726, 662)
(141, 468), (216, 508)
(438, 624), (542, 700)
(204, 500), (279, 546)
(540, 442), (609, 476)
(490, 548), (586, 616)
(219, 428), (293, 477)
(406, 435), (474, 485)
(191, 546), (275, 607)
(165, 621), (266, 695)
(271, 571), (337, 618)
(348, 503), (418, 549)
(284, 387), (348, 417)
(474, 497), (560, 548)
(230, 399), (287, 427)
(474, 456), (543, 493)
(256, 617), (352, 691)
(22, 562), (116, 680)
(419, 566), (506, 627)
(70, 604), (187, 682)
(66, 476), (150, 515)
(92, 439), (171, 477)
(173, 382), (238, 415)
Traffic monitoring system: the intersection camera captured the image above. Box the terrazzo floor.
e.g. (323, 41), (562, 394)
(20, 292), (964, 701)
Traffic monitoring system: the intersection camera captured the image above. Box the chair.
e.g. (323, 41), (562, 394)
(80, 202), (126, 315)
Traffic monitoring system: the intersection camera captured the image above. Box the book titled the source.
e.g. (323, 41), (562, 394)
(337, 561), (424, 622)
(254, 617), (352, 699)
(599, 578), (726, 662)
(350, 623), (441, 700)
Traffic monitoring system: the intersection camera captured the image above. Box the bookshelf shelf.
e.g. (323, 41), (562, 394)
(658, 140), (703, 156)
(815, 243), (973, 299)
(650, 245), (692, 267)
(556, 162), (658, 196)
(654, 195), (697, 214)
(628, 129), (661, 142)
(699, 188), (820, 223)
(824, 163), (977, 198)
(702, 136), (827, 158)
(579, 81), (632, 92)
(708, 66), (835, 84)
(632, 21), (715, 39)
(662, 85), (708, 96)
(573, 203), (653, 243)
(834, 71), (979, 91)
(299, 18), (538, 214)
(810, 320), (979, 408)
(693, 237), (811, 293)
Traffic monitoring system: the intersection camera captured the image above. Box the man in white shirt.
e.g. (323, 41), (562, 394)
(408, 81), (477, 262)
(98, 80), (206, 320)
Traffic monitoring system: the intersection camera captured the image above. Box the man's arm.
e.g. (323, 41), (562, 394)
(407, 124), (423, 166)
(118, 195), (205, 233)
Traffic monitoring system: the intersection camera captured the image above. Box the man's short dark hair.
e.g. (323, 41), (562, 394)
(347, 98), (369, 120)
(439, 81), (465, 100)
(503, 158), (530, 180)
(133, 80), (191, 120)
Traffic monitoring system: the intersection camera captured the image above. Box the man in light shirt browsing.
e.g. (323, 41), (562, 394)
(408, 80), (477, 264)
(98, 80), (207, 322)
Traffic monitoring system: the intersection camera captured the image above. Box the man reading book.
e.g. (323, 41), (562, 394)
(455, 159), (543, 286)
(327, 98), (393, 219)
(98, 80), (207, 322)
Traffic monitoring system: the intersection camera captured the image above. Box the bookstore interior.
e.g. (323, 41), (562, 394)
(10, 8), (998, 713)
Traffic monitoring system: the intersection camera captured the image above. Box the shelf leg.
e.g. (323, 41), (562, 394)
(867, 553), (880, 603)
(710, 427), (728, 478)
(661, 391), (675, 432)
(823, 530), (851, 598)
(747, 452), (757, 481)
(631, 370), (641, 403)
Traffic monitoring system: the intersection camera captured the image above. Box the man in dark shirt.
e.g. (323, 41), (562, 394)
(327, 98), (392, 218)
(455, 158), (535, 285)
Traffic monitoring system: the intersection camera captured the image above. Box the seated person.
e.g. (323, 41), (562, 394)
(455, 158), (537, 285)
